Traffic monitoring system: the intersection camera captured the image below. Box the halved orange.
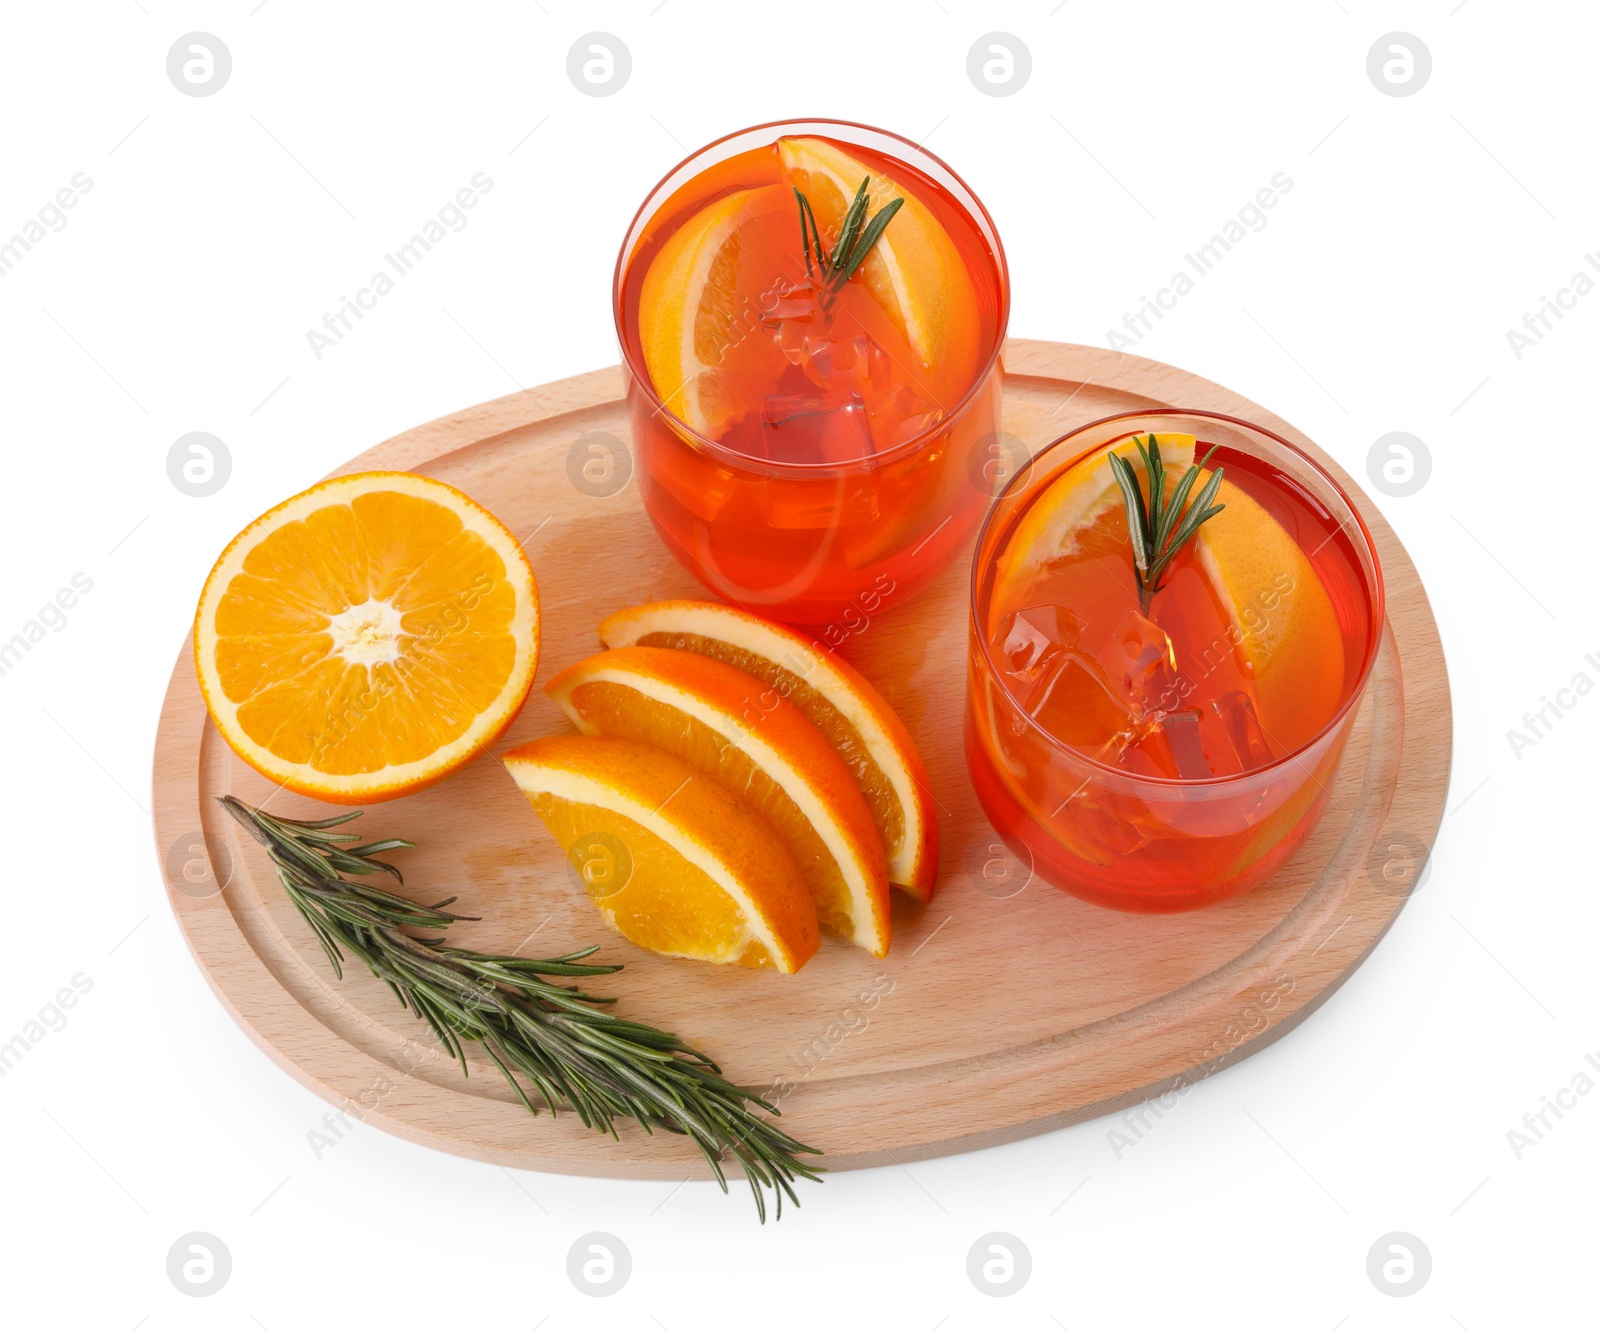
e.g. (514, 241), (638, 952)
(545, 646), (892, 957)
(504, 735), (818, 973)
(777, 136), (981, 381)
(598, 599), (939, 902)
(194, 471), (539, 802)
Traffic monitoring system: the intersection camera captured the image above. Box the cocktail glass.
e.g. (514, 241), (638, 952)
(613, 118), (1009, 629)
(965, 409), (1386, 912)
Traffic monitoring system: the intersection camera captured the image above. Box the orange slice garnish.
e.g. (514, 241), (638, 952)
(777, 135), (981, 381)
(993, 432), (1197, 608)
(636, 183), (791, 438)
(1193, 479), (1346, 754)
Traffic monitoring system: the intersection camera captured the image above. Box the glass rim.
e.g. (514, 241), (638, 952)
(610, 116), (1012, 476)
(968, 407), (1388, 788)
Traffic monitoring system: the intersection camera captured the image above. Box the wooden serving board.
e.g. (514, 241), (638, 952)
(151, 341), (1451, 1177)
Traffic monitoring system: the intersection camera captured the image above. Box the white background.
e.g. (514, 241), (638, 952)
(1, 2), (1593, 1327)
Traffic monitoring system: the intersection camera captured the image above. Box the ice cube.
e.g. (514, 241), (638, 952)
(760, 276), (824, 365)
(803, 333), (892, 399)
(756, 392), (881, 529)
(993, 604), (1083, 687)
(763, 294), (820, 324)
(1060, 790), (1157, 859)
(1212, 689), (1277, 770)
(1122, 708), (1211, 779)
(1109, 608), (1183, 716)
(1159, 708), (1213, 779)
(1029, 646), (1143, 757)
(822, 333), (856, 365)
(871, 378), (945, 448)
(758, 467), (881, 529)
(758, 391), (875, 465)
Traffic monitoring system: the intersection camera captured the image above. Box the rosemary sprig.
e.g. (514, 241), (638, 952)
(794, 175), (904, 308)
(1107, 433), (1227, 614)
(218, 795), (822, 1221)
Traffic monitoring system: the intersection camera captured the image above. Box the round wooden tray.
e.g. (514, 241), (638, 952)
(151, 340), (1451, 1177)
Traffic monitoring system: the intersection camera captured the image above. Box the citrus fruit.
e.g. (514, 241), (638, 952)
(994, 430), (1347, 757)
(1192, 478), (1345, 754)
(598, 599), (939, 902)
(636, 183), (791, 438)
(194, 470), (539, 803)
(777, 136), (981, 381)
(993, 432), (1197, 606)
(545, 646), (892, 957)
(504, 735), (818, 973)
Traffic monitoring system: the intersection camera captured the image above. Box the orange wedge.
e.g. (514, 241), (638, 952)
(598, 599), (939, 902)
(1193, 481), (1345, 754)
(994, 432), (1197, 607)
(545, 646), (892, 957)
(637, 182), (791, 438)
(504, 736), (818, 973)
(194, 471), (539, 803)
(777, 135), (981, 381)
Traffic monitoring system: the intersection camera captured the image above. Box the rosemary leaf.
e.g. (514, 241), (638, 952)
(790, 173), (905, 309)
(1154, 454), (1205, 553)
(1147, 467), (1226, 587)
(1141, 434), (1166, 543)
(1107, 435), (1227, 611)
(829, 176), (872, 270)
(217, 795), (822, 1221)
(1108, 451), (1153, 576)
(835, 197), (904, 287)
(793, 187), (823, 277)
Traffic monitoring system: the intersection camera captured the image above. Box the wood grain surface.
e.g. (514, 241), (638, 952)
(150, 340), (1451, 1177)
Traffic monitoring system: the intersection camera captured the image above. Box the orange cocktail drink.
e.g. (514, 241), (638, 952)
(614, 119), (1008, 629)
(965, 410), (1385, 912)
